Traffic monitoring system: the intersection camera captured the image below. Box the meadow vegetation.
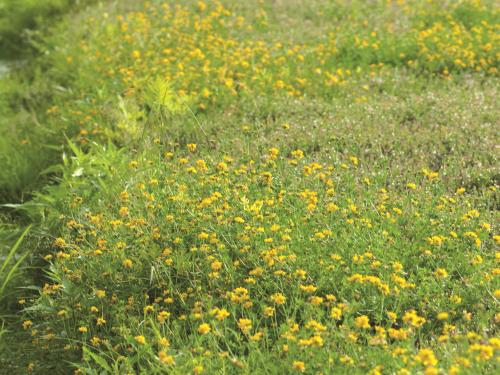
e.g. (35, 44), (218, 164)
(0, 0), (94, 58)
(0, 0), (498, 374)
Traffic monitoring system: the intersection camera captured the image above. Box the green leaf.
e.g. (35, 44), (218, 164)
(0, 225), (31, 302)
(83, 347), (113, 373)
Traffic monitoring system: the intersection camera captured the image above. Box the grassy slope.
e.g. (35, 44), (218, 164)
(0, 0), (499, 374)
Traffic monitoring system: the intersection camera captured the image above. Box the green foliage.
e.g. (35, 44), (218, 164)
(0, 225), (30, 350)
(0, 0), (92, 58)
(0, 0), (498, 373)
(24, 137), (498, 374)
(0, 0), (498, 203)
(0, 225), (30, 302)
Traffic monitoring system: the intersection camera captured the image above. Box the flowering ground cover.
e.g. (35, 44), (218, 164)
(0, 1), (498, 374)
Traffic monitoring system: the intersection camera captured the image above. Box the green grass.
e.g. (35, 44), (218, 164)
(0, 0), (498, 374)
(0, 0), (94, 58)
(0, 224), (30, 356)
(0, 226), (30, 303)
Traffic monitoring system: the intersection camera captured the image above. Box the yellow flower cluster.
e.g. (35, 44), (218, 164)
(25, 141), (498, 373)
(44, 0), (499, 144)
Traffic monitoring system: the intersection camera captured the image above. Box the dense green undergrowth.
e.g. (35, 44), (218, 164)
(0, 0), (94, 58)
(0, 0), (499, 374)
